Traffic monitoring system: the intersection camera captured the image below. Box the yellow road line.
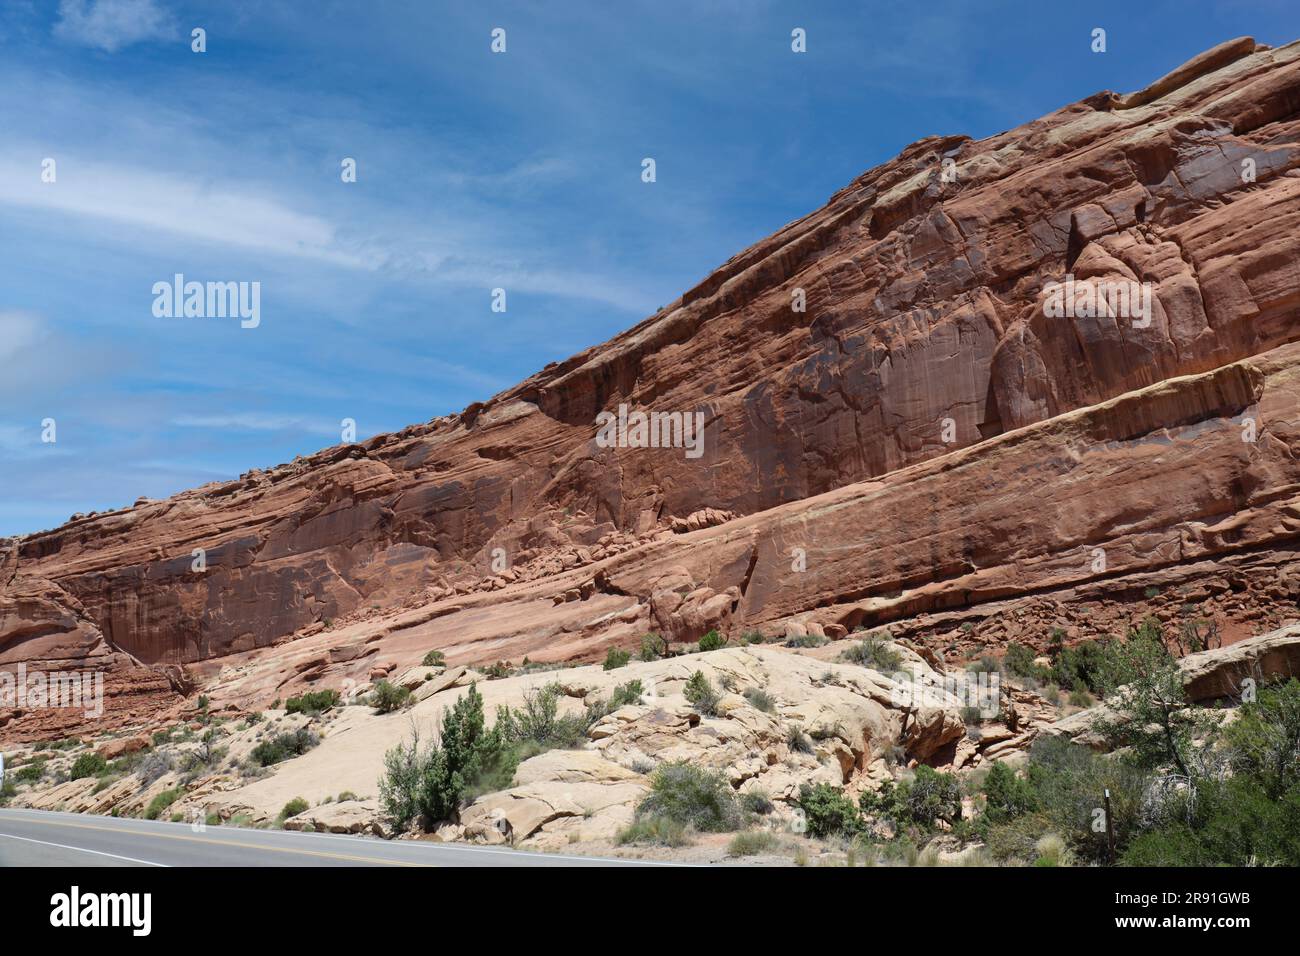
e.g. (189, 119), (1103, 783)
(1, 817), (428, 867)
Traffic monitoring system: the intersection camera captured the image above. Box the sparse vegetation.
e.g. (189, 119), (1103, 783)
(841, 633), (902, 671)
(634, 761), (741, 832)
(280, 797), (309, 820)
(639, 633), (667, 661)
(697, 629), (727, 653)
(743, 687), (776, 713)
(249, 728), (319, 767)
(421, 649), (446, 668)
(727, 830), (780, 856)
(285, 689), (340, 715)
(69, 752), (107, 780)
(603, 646), (631, 670)
(379, 683), (509, 831)
(683, 670), (720, 716)
(371, 680), (412, 714)
(144, 788), (183, 820)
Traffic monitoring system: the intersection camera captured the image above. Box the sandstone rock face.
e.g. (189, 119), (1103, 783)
(5, 37), (1300, 739)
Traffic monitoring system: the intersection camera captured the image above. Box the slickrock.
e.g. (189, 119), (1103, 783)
(5, 37), (1300, 739)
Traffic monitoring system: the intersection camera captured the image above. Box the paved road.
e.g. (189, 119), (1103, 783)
(0, 808), (665, 867)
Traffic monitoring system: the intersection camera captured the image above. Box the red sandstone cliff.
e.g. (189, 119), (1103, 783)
(5, 36), (1300, 739)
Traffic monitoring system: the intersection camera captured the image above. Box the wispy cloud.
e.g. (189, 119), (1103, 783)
(53, 0), (174, 52)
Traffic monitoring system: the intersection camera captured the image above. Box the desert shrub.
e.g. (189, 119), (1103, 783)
(727, 831), (780, 857)
(635, 761), (740, 832)
(280, 797), (309, 819)
(860, 766), (963, 832)
(1003, 642), (1044, 680)
(378, 683), (509, 830)
(0, 779), (15, 805)
(1093, 628), (1208, 777)
(496, 682), (589, 750)
(615, 815), (692, 847)
(69, 752), (107, 780)
(14, 759), (45, 784)
(639, 633), (667, 661)
(285, 690), (340, 715)
(603, 646), (631, 670)
(144, 788), (183, 820)
(741, 788), (774, 816)
(743, 687), (776, 713)
(697, 630), (727, 653)
(899, 766), (964, 828)
(1022, 736), (1150, 864)
(250, 728), (319, 767)
(798, 783), (862, 838)
(482, 661), (513, 679)
(421, 650), (446, 667)
(371, 680), (412, 714)
(606, 679), (644, 710)
(981, 760), (1038, 823)
(1049, 638), (1111, 693)
(1033, 833), (1071, 867)
(741, 631), (766, 645)
(683, 671), (719, 716)
(841, 633), (902, 671)
(786, 724), (813, 754)
(968, 656), (1000, 674)
(1221, 678), (1300, 798)
(784, 632), (826, 649)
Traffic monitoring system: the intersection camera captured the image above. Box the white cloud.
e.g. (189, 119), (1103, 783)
(171, 413), (340, 436)
(0, 151), (372, 268)
(54, 0), (174, 52)
(0, 310), (43, 362)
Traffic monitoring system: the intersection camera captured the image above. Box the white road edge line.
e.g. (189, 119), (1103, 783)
(0, 831), (169, 867)
(0, 809), (685, 866)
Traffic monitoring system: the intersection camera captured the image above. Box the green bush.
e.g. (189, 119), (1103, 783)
(798, 783), (862, 837)
(69, 752), (107, 780)
(860, 766), (963, 832)
(697, 630), (727, 653)
(371, 680), (412, 714)
(379, 683), (510, 830)
(840, 633), (902, 671)
(743, 687), (776, 713)
(421, 649), (446, 668)
(683, 671), (720, 716)
(250, 728), (319, 767)
(284, 689), (340, 715)
(603, 646), (631, 670)
(14, 759), (45, 784)
(606, 679), (644, 709)
(727, 830), (780, 857)
(144, 788), (182, 820)
(981, 761), (1038, 823)
(1003, 642), (1044, 679)
(635, 761), (740, 832)
(280, 797), (309, 819)
(639, 633), (667, 661)
(616, 815), (692, 847)
(1050, 638), (1111, 693)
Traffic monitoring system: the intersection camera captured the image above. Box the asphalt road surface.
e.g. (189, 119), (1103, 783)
(0, 808), (665, 867)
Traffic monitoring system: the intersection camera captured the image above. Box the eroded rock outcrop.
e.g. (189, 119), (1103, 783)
(5, 37), (1300, 740)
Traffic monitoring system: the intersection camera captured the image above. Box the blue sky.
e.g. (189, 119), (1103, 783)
(0, 0), (1294, 537)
